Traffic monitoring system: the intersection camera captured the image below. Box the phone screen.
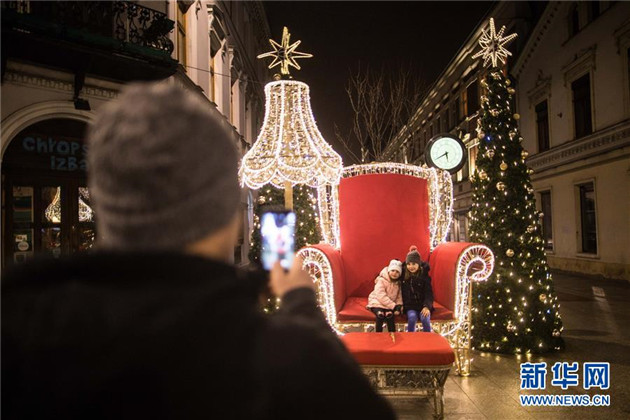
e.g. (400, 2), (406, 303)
(260, 210), (296, 271)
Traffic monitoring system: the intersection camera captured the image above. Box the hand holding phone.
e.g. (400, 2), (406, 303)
(269, 255), (314, 298)
(260, 210), (296, 271)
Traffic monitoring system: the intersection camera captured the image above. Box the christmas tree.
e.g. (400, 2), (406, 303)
(468, 19), (563, 353)
(249, 185), (322, 313)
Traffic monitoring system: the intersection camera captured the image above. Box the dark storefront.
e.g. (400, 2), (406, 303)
(2, 118), (96, 267)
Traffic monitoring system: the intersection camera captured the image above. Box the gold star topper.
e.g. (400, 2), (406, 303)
(257, 26), (313, 77)
(471, 18), (518, 68)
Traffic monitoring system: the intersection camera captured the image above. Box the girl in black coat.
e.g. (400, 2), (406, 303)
(400, 245), (434, 332)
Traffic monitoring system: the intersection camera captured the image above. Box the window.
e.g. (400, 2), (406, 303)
(460, 90), (468, 117)
(569, 4), (580, 37)
(453, 98), (461, 125)
(535, 100), (550, 152)
(539, 191), (553, 250)
(176, 5), (187, 67)
(587, 1), (600, 22)
(444, 109), (450, 131)
(572, 74), (592, 138)
(436, 116), (441, 134)
(468, 143), (478, 178)
(413, 137), (422, 160)
(457, 215), (468, 242)
(467, 81), (480, 115)
(578, 182), (597, 254)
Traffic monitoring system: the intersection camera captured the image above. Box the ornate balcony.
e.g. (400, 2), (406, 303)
(2, 1), (177, 82)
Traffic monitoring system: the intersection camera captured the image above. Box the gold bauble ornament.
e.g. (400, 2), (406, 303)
(506, 249), (514, 257)
(538, 212), (545, 218)
(539, 293), (547, 302)
(500, 161), (508, 171)
(507, 323), (517, 332)
(513, 113), (521, 120)
(521, 150), (529, 159)
(479, 170), (488, 180)
(258, 196), (267, 204)
(496, 181), (506, 191)
(527, 225), (536, 233)
(486, 149), (495, 158)
(508, 87), (516, 94)
(506, 79), (511, 86)
(478, 131), (486, 140)
(553, 329), (561, 337)
(490, 109), (500, 117)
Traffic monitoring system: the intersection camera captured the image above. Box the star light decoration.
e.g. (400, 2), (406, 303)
(257, 26), (313, 77)
(241, 26), (342, 220)
(471, 18), (518, 68)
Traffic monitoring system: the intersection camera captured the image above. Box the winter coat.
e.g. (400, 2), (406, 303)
(367, 267), (403, 310)
(401, 261), (434, 312)
(2, 252), (395, 420)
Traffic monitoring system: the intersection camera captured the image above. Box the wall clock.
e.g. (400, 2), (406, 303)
(425, 134), (467, 173)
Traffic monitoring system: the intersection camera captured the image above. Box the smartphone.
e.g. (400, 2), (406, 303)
(260, 210), (296, 271)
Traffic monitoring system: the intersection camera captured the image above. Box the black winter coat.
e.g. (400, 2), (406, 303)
(400, 261), (434, 313)
(2, 252), (394, 420)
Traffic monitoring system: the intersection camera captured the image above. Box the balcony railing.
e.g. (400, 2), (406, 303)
(2, 0), (174, 57)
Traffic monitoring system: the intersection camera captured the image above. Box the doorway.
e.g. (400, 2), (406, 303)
(2, 118), (95, 267)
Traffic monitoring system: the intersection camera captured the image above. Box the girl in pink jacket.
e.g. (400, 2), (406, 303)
(367, 259), (403, 332)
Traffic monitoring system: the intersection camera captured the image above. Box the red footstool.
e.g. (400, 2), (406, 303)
(342, 332), (454, 419)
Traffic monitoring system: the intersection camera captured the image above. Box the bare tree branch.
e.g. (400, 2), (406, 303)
(336, 63), (426, 163)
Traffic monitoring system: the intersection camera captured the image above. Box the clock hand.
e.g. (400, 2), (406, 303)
(437, 151), (448, 160)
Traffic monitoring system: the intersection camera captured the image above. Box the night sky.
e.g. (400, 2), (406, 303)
(262, 1), (493, 163)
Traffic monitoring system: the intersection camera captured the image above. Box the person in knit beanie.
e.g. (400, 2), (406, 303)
(2, 82), (395, 419)
(367, 259), (404, 332)
(401, 245), (434, 332)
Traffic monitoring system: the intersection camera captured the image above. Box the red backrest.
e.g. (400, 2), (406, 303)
(339, 174), (431, 297)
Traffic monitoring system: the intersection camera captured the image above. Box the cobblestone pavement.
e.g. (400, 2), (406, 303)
(388, 271), (630, 419)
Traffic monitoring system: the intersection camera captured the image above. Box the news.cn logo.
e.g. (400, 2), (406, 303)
(519, 362), (610, 407)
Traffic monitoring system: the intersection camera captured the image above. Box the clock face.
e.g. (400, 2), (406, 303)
(425, 134), (467, 173)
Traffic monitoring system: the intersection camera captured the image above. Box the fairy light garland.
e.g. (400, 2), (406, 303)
(239, 80), (343, 189)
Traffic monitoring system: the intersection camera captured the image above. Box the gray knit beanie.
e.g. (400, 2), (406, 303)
(87, 82), (240, 250)
(406, 245), (422, 264)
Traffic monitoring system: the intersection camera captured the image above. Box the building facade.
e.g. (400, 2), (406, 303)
(1, 0), (271, 270)
(512, 1), (630, 280)
(384, 1), (629, 280)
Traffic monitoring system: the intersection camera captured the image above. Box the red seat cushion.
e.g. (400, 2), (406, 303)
(337, 297), (454, 322)
(342, 332), (455, 366)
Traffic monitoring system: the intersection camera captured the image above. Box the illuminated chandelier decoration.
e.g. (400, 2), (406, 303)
(239, 27), (343, 192)
(471, 17), (518, 68)
(45, 187), (94, 223)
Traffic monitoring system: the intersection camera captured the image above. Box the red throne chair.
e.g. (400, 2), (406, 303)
(298, 163), (494, 375)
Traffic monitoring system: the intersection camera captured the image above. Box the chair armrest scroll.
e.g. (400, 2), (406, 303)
(297, 244), (346, 325)
(429, 242), (494, 320)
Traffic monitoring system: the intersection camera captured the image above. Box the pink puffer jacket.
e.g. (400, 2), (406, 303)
(367, 267), (403, 310)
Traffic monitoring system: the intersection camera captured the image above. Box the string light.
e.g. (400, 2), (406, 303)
(239, 80), (343, 189)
